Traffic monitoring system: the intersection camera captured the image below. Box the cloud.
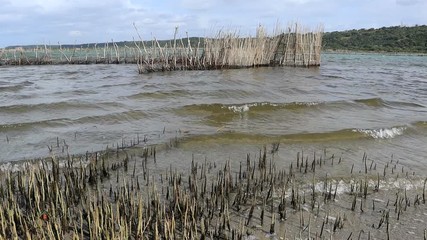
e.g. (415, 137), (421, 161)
(68, 30), (82, 37)
(0, 13), (24, 22)
(0, 0), (426, 47)
(396, 0), (423, 5)
(180, 0), (215, 10)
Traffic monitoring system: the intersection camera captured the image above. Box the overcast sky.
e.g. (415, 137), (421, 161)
(0, 0), (426, 47)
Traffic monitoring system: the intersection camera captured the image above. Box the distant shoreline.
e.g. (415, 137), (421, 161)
(1, 50), (425, 67)
(322, 49), (427, 56)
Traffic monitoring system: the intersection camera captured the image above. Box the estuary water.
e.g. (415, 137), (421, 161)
(1, 53), (427, 171)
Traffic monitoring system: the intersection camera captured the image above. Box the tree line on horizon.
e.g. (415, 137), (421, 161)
(4, 37), (206, 50)
(322, 25), (427, 53)
(4, 25), (427, 53)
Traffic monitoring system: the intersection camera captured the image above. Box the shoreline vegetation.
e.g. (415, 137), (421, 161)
(1, 135), (427, 239)
(323, 25), (427, 53)
(0, 23), (324, 71)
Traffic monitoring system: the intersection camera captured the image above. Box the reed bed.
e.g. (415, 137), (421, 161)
(137, 23), (323, 73)
(1, 136), (426, 239)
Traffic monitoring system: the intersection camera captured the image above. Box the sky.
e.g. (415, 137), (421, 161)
(0, 0), (426, 48)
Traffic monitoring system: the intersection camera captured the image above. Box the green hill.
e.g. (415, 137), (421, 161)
(323, 25), (427, 53)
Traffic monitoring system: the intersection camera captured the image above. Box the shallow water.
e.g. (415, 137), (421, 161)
(0, 53), (426, 170)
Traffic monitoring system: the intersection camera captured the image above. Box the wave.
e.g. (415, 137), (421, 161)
(0, 80), (33, 92)
(0, 102), (93, 113)
(52, 89), (97, 96)
(226, 102), (320, 113)
(355, 97), (424, 108)
(354, 98), (386, 107)
(180, 98), (424, 115)
(0, 118), (68, 131)
(0, 110), (147, 131)
(352, 126), (407, 139)
(413, 121), (427, 129)
(128, 90), (192, 99)
(0, 101), (125, 114)
(73, 110), (147, 125)
(100, 82), (136, 88)
(321, 74), (345, 79)
(284, 126), (409, 140)
(181, 101), (321, 114)
(0, 84), (24, 92)
(181, 126), (411, 145)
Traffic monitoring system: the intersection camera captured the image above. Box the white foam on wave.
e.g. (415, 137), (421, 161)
(226, 102), (320, 113)
(227, 104), (251, 113)
(354, 126), (407, 139)
(225, 101), (319, 113)
(295, 101), (320, 106)
(226, 102), (275, 113)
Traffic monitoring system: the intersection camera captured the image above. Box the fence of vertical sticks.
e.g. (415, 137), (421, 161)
(0, 23), (323, 71)
(136, 23), (323, 74)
